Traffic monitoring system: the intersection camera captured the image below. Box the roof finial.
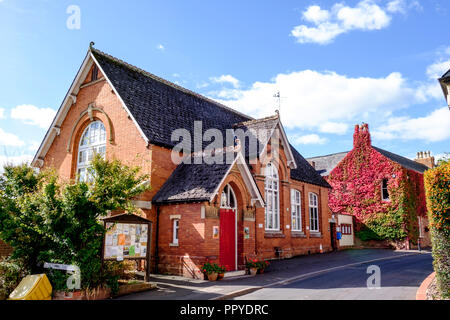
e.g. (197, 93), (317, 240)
(89, 41), (95, 49)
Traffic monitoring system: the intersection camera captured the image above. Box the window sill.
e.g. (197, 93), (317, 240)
(264, 231), (285, 238)
(169, 243), (179, 247)
(309, 232), (322, 238)
(291, 231), (306, 238)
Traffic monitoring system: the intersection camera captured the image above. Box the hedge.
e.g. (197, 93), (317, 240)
(424, 159), (450, 299)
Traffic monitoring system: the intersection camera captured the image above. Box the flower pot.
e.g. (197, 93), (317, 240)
(207, 272), (218, 281)
(257, 268), (265, 274)
(249, 267), (257, 276)
(217, 273), (225, 281)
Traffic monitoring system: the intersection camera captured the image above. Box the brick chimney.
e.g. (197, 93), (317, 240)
(414, 151), (435, 169)
(353, 123), (371, 148)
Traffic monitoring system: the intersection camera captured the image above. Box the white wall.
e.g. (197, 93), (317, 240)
(338, 214), (354, 247)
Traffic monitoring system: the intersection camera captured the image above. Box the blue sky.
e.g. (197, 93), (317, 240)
(0, 0), (449, 168)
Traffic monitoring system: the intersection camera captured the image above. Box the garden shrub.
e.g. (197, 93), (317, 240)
(0, 257), (28, 300)
(424, 159), (450, 299)
(0, 155), (149, 297)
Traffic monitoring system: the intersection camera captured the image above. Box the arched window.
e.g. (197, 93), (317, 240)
(77, 121), (106, 181)
(265, 163), (279, 230)
(220, 184), (236, 209)
(291, 189), (302, 231)
(309, 193), (319, 232)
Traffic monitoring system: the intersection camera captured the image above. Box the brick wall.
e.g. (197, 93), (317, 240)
(40, 63), (333, 278)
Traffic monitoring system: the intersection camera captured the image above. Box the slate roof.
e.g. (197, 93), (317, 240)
(91, 47), (333, 200)
(290, 146), (331, 188)
(152, 154), (234, 204)
(372, 147), (429, 173)
(233, 115), (280, 159)
(306, 151), (349, 177)
(308, 146), (429, 177)
(92, 48), (251, 150)
(441, 69), (450, 79)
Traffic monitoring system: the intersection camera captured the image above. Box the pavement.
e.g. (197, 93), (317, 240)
(115, 248), (433, 300)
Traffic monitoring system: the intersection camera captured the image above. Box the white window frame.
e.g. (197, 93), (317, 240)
(173, 219), (179, 245)
(291, 189), (302, 231)
(220, 184), (237, 210)
(77, 121), (106, 182)
(265, 163), (280, 231)
(309, 192), (319, 232)
(381, 179), (390, 201)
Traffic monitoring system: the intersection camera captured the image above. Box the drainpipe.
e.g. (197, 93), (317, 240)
(154, 204), (160, 274)
(254, 204), (258, 258)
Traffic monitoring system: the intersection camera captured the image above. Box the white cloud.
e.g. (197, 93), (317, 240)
(210, 75), (241, 88)
(386, 0), (422, 14)
(291, 134), (327, 145)
(319, 122), (349, 135)
(291, 0), (418, 44)
(0, 155), (34, 174)
(0, 128), (24, 147)
(372, 107), (450, 142)
(28, 140), (40, 152)
(303, 5), (331, 24)
(10, 104), (56, 129)
(212, 70), (416, 131)
(157, 44), (165, 51)
(0, 108), (4, 119)
(426, 60), (450, 79)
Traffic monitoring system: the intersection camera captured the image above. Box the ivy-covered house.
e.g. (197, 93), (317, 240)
(307, 123), (433, 249)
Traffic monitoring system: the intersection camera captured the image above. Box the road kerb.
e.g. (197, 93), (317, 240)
(212, 252), (421, 300)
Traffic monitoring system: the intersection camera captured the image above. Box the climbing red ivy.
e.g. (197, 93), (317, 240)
(327, 124), (426, 244)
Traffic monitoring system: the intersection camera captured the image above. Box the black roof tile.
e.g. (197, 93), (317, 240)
(290, 145), (331, 188)
(306, 151), (349, 176)
(372, 146), (429, 173)
(152, 153), (234, 204)
(92, 48), (333, 199)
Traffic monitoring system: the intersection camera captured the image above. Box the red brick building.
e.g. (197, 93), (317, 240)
(307, 124), (433, 249)
(31, 45), (333, 278)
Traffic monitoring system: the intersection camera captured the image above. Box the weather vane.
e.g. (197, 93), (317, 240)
(273, 91), (285, 116)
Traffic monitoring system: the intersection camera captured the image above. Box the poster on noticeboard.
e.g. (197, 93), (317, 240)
(104, 222), (148, 260)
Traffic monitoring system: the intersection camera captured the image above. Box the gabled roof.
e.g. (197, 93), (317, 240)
(152, 152), (264, 206)
(309, 146), (429, 176)
(306, 151), (349, 177)
(233, 114), (297, 169)
(438, 69), (450, 107)
(91, 48), (251, 150)
(372, 147), (428, 173)
(33, 45), (329, 190)
(290, 146), (331, 188)
(442, 69), (450, 79)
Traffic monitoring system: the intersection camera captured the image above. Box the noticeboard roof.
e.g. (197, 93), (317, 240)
(102, 213), (151, 224)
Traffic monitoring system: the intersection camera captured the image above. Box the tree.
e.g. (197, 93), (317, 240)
(424, 159), (450, 299)
(0, 155), (150, 293)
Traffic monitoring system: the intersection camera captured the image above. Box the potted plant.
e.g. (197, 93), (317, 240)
(201, 261), (218, 281)
(216, 265), (226, 280)
(256, 260), (269, 274)
(246, 259), (259, 276)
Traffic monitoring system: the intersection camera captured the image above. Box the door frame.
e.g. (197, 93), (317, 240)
(220, 184), (238, 271)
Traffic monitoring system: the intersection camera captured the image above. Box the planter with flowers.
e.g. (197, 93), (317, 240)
(216, 265), (227, 280)
(201, 261), (222, 281)
(245, 259), (259, 276)
(256, 260), (270, 274)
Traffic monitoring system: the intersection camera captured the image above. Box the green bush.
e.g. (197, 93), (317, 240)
(0, 257), (28, 300)
(0, 155), (150, 294)
(424, 159), (450, 299)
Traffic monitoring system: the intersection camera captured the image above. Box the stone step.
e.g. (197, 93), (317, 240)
(223, 270), (247, 279)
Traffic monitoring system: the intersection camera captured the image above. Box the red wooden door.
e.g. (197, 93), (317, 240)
(219, 209), (236, 271)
